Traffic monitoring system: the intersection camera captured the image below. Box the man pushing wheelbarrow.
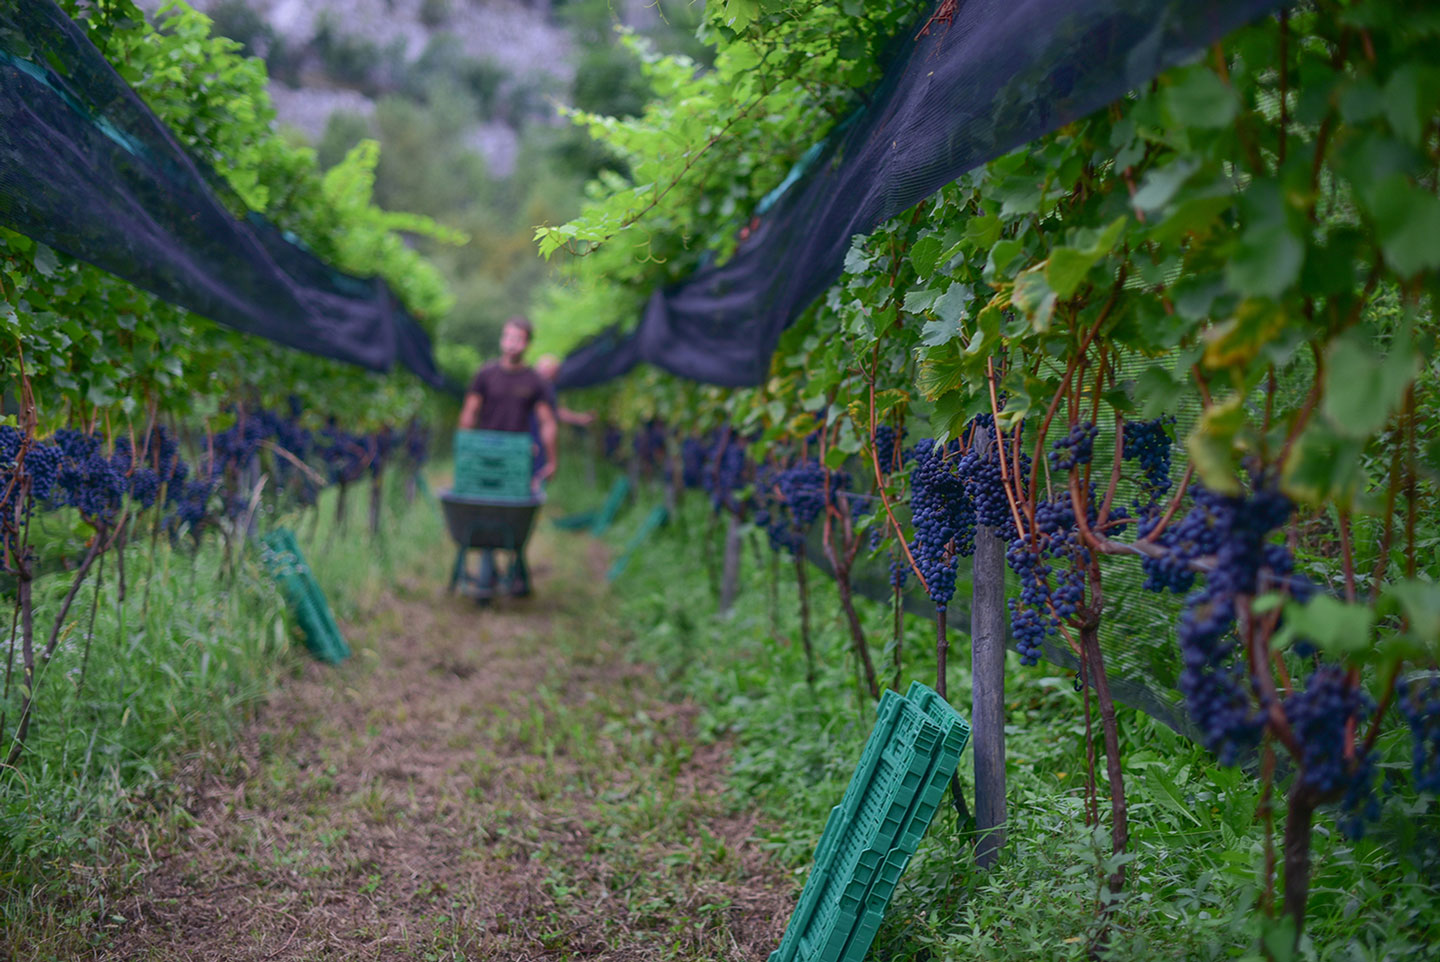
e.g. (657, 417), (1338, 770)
(442, 317), (558, 602)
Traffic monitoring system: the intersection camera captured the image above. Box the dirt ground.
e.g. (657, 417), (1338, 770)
(104, 532), (793, 961)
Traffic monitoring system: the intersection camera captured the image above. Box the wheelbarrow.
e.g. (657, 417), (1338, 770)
(439, 490), (544, 604)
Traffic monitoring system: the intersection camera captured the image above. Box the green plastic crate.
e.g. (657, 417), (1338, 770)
(769, 682), (970, 962)
(453, 429), (534, 502)
(260, 528), (350, 665)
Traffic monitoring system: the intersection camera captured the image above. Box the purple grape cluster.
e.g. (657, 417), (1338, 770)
(1284, 665), (1378, 838)
(681, 437), (707, 489)
(888, 552), (908, 589)
(632, 420), (668, 470)
(317, 422), (371, 486)
(703, 435), (748, 515)
(1049, 421), (1098, 472)
(1, 427), (63, 569)
(908, 438), (972, 610)
(0, 427), (62, 504)
(402, 419), (429, 466)
(956, 418), (1022, 538)
(1399, 675), (1440, 795)
(170, 479), (218, 534)
(50, 431), (126, 523)
(1123, 417), (1175, 503)
(1166, 484), (1296, 763)
(1005, 495), (1092, 665)
(753, 459), (855, 555)
(873, 424), (906, 474)
(3, 409), (411, 554)
(602, 426), (622, 460)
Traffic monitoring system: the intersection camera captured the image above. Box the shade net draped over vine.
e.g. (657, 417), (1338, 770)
(556, 0), (1287, 391)
(0, 1), (450, 390)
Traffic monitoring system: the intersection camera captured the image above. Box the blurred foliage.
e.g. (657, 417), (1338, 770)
(254, 0), (712, 359)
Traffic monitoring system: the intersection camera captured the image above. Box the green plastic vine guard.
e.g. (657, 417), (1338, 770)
(553, 475), (631, 533)
(770, 682), (970, 962)
(587, 475), (632, 535)
(453, 429), (534, 502)
(605, 505), (670, 581)
(260, 528), (350, 665)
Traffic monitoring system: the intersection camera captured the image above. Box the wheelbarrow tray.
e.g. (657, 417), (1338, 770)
(439, 490), (544, 550)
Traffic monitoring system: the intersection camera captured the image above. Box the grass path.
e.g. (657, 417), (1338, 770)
(104, 526), (791, 960)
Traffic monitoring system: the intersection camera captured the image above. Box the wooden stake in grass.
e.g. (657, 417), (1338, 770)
(890, 579), (903, 692)
(719, 513), (742, 614)
(971, 523), (1007, 869)
(369, 469), (384, 537)
(794, 548), (815, 688)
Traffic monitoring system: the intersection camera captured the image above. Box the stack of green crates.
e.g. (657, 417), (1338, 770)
(259, 528), (350, 665)
(770, 682), (970, 962)
(453, 429), (534, 502)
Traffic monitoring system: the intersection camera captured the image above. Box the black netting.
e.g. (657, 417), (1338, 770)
(0, 1), (452, 390)
(557, 0), (1288, 391)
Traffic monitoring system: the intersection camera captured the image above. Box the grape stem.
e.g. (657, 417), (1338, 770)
(1139, 462), (1194, 544)
(985, 358), (1028, 538)
(867, 342), (930, 596)
(1096, 409), (1125, 527)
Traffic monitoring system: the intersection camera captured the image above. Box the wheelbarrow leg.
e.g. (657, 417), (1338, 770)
(449, 546), (466, 594)
(511, 549), (532, 598)
(475, 549), (496, 606)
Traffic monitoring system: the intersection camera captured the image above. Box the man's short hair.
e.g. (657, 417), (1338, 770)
(503, 316), (534, 343)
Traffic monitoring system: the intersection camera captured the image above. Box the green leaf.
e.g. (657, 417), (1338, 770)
(1224, 224), (1302, 299)
(1282, 421), (1368, 507)
(1131, 365), (1184, 420)
(919, 317), (956, 348)
(1382, 63), (1440, 147)
(1146, 193), (1231, 245)
(909, 235), (943, 278)
(1132, 158), (1199, 213)
(1164, 67), (1239, 129)
(1011, 268), (1056, 332)
(1185, 398), (1246, 493)
(984, 238), (1024, 282)
(1365, 175), (1440, 277)
(1045, 217), (1125, 298)
(1281, 595), (1375, 658)
(1144, 768), (1203, 828)
(965, 302), (1003, 356)
(1383, 580), (1440, 646)
(917, 354), (965, 401)
(903, 288), (941, 314)
(32, 243), (58, 278)
(933, 282), (971, 324)
(1261, 916), (1298, 962)
(1204, 299), (1286, 370)
(1321, 331), (1418, 439)
(964, 212), (1001, 250)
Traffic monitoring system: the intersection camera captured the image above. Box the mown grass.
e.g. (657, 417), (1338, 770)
(0, 472), (441, 957)
(569, 464), (1440, 961)
(4, 464), (791, 960)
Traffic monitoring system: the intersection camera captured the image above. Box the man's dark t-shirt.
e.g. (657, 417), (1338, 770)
(468, 363), (554, 433)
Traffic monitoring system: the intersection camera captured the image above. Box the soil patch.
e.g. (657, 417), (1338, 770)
(104, 530), (792, 961)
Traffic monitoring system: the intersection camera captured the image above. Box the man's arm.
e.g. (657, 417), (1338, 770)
(458, 392), (483, 430)
(556, 405), (595, 427)
(535, 401), (559, 481)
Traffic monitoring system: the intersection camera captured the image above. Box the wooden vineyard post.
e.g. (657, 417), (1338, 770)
(719, 512), (742, 613)
(369, 471), (383, 536)
(971, 522), (1007, 868)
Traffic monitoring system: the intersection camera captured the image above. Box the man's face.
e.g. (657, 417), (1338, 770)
(499, 323), (530, 362)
